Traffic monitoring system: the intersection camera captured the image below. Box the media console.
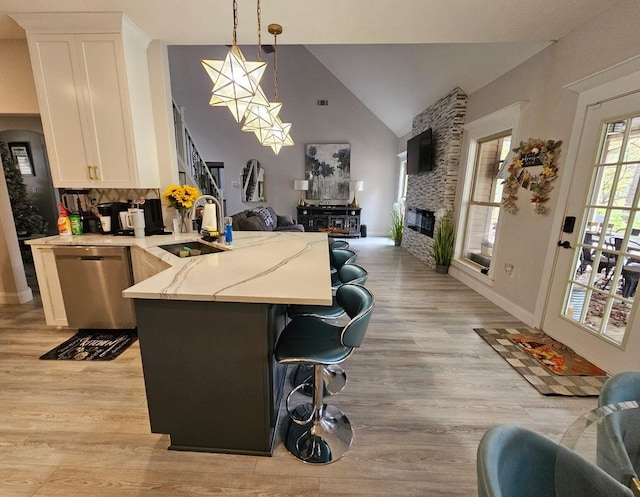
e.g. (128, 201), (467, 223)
(297, 205), (361, 237)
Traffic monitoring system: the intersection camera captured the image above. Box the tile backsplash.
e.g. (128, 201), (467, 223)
(88, 188), (161, 204)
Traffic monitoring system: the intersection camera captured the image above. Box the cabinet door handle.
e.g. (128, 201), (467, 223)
(87, 165), (95, 180)
(93, 166), (100, 181)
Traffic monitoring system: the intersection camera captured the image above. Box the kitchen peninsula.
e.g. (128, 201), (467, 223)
(28, 231), (332, 455)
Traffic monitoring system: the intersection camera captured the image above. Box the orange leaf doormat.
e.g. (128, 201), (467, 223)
(508, 335), (606, 376)
(474, 327), (608, 396)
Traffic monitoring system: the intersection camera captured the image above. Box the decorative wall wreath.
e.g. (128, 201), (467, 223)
(502, 138), (562, 215)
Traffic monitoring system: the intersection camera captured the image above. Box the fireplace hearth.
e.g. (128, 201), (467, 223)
(406, 208), (435, 238)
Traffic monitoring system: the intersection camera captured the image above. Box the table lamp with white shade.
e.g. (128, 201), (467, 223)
(350, 180), (364, 207)
(294, 180), (309, 206)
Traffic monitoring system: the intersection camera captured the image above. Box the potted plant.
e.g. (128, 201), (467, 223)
(389, 206), (404, 246)
(433, 216), (455, 273)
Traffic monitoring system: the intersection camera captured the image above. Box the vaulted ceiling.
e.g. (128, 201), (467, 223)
(0, 0), (622, 136)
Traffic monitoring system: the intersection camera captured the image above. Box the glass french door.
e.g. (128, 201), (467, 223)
(544, 92), (640, 373)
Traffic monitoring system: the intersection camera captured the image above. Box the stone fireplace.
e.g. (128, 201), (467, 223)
(403, 87), (467, 265)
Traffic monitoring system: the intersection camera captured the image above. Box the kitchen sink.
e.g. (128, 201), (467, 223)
(158, 241), (224, 257)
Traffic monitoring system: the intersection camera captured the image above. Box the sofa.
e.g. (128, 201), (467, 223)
(230, 206), (305, 232)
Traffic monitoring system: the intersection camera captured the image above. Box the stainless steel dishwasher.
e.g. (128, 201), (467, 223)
(53, 246), (136, 329)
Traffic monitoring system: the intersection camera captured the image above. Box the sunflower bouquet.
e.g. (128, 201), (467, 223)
(163, 184), (201, 212)
(164, 184), (201, 233)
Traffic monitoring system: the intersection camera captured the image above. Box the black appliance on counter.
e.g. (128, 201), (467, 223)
(98, 199), (170, 236)
(136, 198), (169, 236)
(97, 202), (128, 234)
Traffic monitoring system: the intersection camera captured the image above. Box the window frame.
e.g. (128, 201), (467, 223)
(461, 131), (511, 274)
(454, 102), (526, 283)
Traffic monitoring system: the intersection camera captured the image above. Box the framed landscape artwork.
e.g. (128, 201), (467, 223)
(304, 143), (351, 202)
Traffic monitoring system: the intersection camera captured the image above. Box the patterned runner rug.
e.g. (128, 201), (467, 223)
(40, 329), (137, 361)
(474, 327), (608, 396)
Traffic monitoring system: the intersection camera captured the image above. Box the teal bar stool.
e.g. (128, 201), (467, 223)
(330, 248), (356, 273)
(289, 264), (368, 320)
(331, 263), (367, 291)
(330, 239), (349, 250)
(288, 263), (369, 397)
(275, 284), (374, 464)
(330, 249), (357, 287)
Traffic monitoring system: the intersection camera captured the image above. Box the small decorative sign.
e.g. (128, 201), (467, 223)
(520, 151), (543, 168)
(9, 142), (35, 176)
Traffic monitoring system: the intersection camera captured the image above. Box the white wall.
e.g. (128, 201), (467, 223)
(0, 40), (39, 115)
(168, 45), (399, 235)
(454, 0), (640, 325)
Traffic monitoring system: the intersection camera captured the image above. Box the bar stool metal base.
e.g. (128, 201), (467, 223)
(283, 404), (353, 464)
(292, 364), (347, 397)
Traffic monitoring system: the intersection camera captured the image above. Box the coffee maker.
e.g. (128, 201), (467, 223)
(133, 198), (168, 235)
(97, 202), (128, 234)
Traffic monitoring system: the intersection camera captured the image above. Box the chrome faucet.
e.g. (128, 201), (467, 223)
(190, 195), (224, 235)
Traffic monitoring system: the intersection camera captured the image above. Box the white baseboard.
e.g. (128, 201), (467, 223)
(449, 265), (535, 327)
(0, 287), (33, 305)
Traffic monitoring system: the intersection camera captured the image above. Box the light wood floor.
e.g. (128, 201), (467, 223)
(0, 237), (596, 496)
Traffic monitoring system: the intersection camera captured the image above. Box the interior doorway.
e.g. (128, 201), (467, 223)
(0, 129), (57, 236)
(0, 120), (57, 299)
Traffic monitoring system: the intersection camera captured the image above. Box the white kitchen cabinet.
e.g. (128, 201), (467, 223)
(30, 245), (68, 327)
(14, 13), (160, 189)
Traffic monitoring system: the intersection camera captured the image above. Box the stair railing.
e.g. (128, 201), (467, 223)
(172, 102), (224, 206)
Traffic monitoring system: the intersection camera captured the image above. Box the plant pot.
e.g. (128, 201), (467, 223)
(435, 264), (449, 274)
(394, 239), (401, 246)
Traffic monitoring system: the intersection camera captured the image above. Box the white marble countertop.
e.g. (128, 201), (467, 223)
(27, 231), (332, 305)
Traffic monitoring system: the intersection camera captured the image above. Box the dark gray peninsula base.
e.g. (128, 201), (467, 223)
(134, 299), (288, 455)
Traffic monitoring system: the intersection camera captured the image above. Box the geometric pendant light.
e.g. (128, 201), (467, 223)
(262, 117), (292, 154)
(260, 23), (294, 154)
(242, 100), (281, 136)
(200, 0), (269, 123)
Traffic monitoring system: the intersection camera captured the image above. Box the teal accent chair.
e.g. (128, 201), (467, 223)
(597, 372), (640, 492)
(477, 424), (633, 497)
(275, 283), (374, 464)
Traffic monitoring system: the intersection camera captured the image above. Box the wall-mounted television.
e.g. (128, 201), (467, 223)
(407, 127), (434, 174)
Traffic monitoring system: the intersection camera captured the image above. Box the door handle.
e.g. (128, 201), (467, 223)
(557, 240), (573, 249)
(87, 165), (94, 180)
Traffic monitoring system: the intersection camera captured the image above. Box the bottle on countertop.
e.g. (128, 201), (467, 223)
(70, 212), (83, 235)
(224, 216), (233, 245)
(57, 203), (72, 236)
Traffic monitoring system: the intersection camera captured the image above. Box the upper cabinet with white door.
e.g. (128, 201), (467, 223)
(11, 13), (160, 189)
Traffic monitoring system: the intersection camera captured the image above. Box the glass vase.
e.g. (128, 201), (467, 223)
(176, 210), (190, 233)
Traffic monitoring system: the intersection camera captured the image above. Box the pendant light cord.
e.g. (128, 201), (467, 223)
(232, 0), (238, 45)
(273, 31), (278, 101)
(256, 0), (262, 61)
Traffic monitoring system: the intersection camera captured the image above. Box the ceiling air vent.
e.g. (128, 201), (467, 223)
(316, 99), (329, 107)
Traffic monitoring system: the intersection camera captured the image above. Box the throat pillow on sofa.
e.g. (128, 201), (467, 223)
(250, 207), (276, 230)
